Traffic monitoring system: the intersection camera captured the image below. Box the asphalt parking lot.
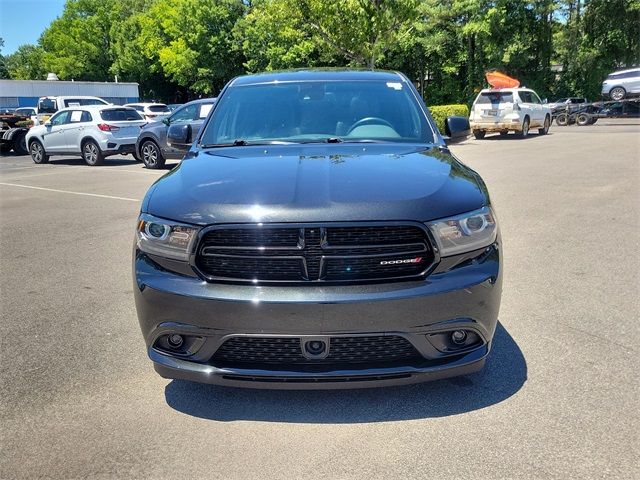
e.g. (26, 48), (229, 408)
(1, 119), (638, 479)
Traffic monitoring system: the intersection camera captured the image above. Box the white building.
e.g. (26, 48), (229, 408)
(0, 79), (139, 108)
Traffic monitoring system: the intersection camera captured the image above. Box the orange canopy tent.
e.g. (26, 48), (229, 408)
(485, 71), (520, 88)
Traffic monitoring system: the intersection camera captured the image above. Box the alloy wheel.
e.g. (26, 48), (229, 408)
(142, 142), (158, 167)
(610, 87), (625, 101)
(84, 143), (98, 164)
(31, 143), (42, 162)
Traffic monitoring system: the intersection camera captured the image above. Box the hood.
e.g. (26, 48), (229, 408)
(144, 144), (489, 225)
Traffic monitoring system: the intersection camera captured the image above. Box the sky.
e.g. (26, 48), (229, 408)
(0, 0), (66, 54)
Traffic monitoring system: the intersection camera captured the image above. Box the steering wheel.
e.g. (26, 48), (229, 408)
(346, 117), (394, 135)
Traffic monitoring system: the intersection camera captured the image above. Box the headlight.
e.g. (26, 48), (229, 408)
(426, 206), (497, 256)
(136, 213), (200, 261)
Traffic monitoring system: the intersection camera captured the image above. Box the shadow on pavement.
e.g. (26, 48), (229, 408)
(480, 133), (554, 141)
(164, 322), (526, 423)
(47, 157), (140, 167)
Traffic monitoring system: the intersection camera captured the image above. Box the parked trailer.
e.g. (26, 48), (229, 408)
(0, 113), (29, 154)
(554, 97), (640, 126)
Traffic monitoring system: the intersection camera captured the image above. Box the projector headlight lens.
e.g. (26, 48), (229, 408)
(427, 207), (497, 256)
(136, 214), (200, 261)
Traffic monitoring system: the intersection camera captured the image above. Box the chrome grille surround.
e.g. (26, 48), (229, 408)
(193, 222), (438, 284)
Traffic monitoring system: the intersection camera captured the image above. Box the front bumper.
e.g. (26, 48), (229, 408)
(134, 244), (502, 389)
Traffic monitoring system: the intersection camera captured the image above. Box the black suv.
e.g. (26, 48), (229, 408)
(133, 70), (502, 389)
(135, 98), (216, 168)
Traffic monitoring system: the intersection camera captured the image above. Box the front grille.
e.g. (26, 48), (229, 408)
(212, 335), (423, 368)
(196, 223), (433, 283)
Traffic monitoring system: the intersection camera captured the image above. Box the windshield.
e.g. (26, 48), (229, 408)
(100, 108), (143, 121)
(201, 80), (433, 145)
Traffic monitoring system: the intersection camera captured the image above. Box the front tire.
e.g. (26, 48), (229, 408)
(30, 140), (49, 164)
(140, 140), (166, 169)
(473, 130), (485, 140)
(610, 87), (626, 101)
(82, 140), (104, 166)
(538, 115), (550, 134)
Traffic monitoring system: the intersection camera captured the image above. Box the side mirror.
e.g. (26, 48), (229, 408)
(542, 98), (548, 104)
(44, 120), (52, 127)
(167, 123), (192, 150)
(162, 117), (170, 126)
(443, 116), (471, 145)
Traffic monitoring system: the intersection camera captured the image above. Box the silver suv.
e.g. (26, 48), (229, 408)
(26, 105), (146, 166)
(602, 68), (640, 100)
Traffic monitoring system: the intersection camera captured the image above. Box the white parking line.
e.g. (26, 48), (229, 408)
(0, 170), (77, 180)
(0, 182), (140, 202)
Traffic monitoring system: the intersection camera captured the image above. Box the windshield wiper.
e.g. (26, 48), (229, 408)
(298, 137), (343, 144)
(200, 139), (298, 148)
(200, 139), (249, 148)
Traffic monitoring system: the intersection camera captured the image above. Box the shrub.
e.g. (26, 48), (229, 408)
(16, 120), (34, 128)
(428, 104), (469, 132)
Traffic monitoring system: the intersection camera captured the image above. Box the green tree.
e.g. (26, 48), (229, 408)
(234, 0), (325, 72)
(39, 0), (116, 80)
(238, 0), (418, 71)
(111, 0), (245, 96)
(298, 0), (418, 68)
(0, 38), (9, 79)
(556, 0), (640, 98)
(4, 45), (47, 80)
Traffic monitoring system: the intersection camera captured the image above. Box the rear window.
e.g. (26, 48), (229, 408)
(148, 105), (169, 113)
(476, 92), (514, 104)
(100, 108), (143, 121)
(38, 98), (57, 114)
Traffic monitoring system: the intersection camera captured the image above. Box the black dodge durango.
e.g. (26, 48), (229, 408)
(133, 70), (502, 389)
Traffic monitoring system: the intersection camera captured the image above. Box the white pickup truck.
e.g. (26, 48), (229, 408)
(34, 96), (109, 125)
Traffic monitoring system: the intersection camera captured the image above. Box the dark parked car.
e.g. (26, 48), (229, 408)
(135, 98), (216, 168)
(548, 97), (588, 113)
(133, 70), (502, 389)
(602, 100), (640, 118)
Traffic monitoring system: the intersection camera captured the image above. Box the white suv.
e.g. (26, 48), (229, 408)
(26, 105), (146, 166)
(469, 88), (551, 139)
(124, 103), (170, 122)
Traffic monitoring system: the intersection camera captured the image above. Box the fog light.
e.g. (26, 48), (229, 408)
(451, 330), (467, 345)
(168, 334), (184, 348)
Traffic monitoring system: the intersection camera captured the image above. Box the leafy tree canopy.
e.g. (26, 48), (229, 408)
(3, 0), (639, 102)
